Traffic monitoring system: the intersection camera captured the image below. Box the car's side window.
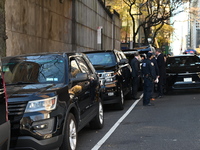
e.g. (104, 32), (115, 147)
(70, 59), (81, 78)
(76, 57), (92, 74)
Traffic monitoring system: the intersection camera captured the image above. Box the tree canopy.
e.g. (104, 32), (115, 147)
(106, 0), (190, 47)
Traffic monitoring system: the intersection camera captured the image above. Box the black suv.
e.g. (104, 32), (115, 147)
(166, 54), (200, 91)
(85, 50), (132, 110)
(2, 52), (104, 150)
(0, 59), (10, 150)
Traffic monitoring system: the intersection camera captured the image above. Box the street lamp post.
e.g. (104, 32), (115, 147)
(148, 37), (152, 51)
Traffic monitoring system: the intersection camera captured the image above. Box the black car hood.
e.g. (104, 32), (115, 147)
(6, 83), (65, 102)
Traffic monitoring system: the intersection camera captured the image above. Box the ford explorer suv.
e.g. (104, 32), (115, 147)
(2, 52), (104, 150)
(85, 50), (132, 110)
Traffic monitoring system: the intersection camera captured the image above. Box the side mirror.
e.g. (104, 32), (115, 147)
(71, 73), (88, 82)
(118, 59), (128, 65)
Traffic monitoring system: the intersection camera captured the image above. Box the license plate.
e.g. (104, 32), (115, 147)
(184, 78), (192, 82)
(108, 92), (114, 96)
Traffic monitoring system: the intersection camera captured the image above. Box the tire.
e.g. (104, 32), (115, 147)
(116, 86), (124, 110)
(60, 113), (77, 150)
(90, 101), (104, 129)
(125, 86), (133, 100)
(165, 85), (173, 95)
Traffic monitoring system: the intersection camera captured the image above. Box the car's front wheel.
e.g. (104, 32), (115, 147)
(116, 85), (124, 110)
(60, 113), (77, 150)
(125, 86), (133, 100)
(90, 101), (104, 129)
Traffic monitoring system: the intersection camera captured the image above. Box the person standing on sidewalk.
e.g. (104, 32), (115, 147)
(141, 52), (156, 106)
(130, 52), (141, 100)
(155, 48), (166, 98)
(150, 52), (159, 100)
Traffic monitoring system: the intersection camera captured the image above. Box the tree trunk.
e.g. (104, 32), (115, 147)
(143, 26), (151, 45)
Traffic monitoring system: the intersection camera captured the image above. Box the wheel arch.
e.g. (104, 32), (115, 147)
(62, 104), (80, 135)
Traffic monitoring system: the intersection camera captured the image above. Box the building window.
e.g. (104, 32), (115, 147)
(196, 22), (200, 29)
(196, 29), (200, 47)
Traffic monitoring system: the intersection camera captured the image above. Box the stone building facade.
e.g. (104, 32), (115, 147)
(189, 0), (200, 51)
(0, 0), (6, 57)
(3, 0), (121, 56)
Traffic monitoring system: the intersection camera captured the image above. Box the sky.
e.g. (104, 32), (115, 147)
(170, 2), (189, 55)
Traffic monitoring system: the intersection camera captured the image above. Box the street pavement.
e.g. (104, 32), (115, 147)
(77, 89), (200, 150)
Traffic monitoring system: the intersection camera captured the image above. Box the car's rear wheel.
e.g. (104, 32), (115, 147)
(60, 113), (77, 150)
(90, 101), (104, 129)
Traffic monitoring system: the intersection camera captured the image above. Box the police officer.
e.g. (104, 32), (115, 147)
(141, 52), (156, 106)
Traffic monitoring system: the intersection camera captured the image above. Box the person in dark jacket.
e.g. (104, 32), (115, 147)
(130, 52), (141, 100)
(150, 53), (159, 100)
(141, 52), (156, 106)
(155, 48), (166, 98)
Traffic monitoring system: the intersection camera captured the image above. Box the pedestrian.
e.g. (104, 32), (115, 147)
(141, 52), (156, 106)
(150, 52), (159, 100)
(155, 48), (166, 98)
(130, 52), (141, 100)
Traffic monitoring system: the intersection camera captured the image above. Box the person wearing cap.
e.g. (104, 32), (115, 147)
(141, 52), (156, 106)
(130, 52), (141, 100)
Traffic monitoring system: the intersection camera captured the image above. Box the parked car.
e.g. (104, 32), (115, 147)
(84, 50), (132, 110)
(0, 59), (10, 150)
(165, 54), (200, 92)
(2, 52), (104, 150)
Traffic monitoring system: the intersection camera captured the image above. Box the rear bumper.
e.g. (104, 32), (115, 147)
(166, 73), (200, 90)
(172, 82), (200, 90)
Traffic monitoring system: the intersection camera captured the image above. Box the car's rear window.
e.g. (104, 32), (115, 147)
(86, 52), (116, 66)
(166, 56), (200, 67)
(2, 55), (65, 84)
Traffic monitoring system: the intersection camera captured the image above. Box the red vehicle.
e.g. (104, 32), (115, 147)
(0, 60), (10, 150)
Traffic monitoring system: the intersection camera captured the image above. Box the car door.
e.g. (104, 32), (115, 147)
(115, 51), (132, 94)
(75, 56), (98, 116)
(69, 56), (91, 123)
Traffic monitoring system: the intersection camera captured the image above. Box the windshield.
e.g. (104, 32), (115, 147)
(166, 56), (200, 67)
(2, 55), (65, 85)
(86, 52), (116, 66)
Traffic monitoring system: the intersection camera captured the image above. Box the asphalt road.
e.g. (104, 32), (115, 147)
(77, 89), (200, 150)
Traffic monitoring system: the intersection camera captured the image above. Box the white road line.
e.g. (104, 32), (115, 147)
(91, 95), (142, 150)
